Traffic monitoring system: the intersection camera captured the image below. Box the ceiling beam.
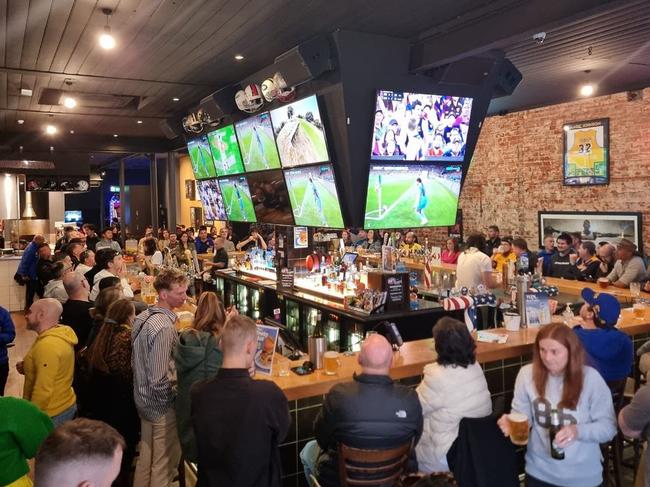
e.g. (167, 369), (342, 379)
(410, 0), (642, 72)
(0, 131), (174, 153)
(0, 107), (169, 120)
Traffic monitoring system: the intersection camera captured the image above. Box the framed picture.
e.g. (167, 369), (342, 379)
(294, 226), (308, 249)
(185, 179), (196, 200)
(538, 211), (642, 249)
(563, 118), (609, 186)
(448, 209), (463, 242)
(190, 207), (203, 229)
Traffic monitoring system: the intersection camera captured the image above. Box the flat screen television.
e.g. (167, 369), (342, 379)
(370, 90), (473, 162)
(196, 179), (227, 221)
(235, 112), (282, 172)
(207, 124), (245, 177)
(364, 163), (462, 229)
(217, 175), (257, 223)
(246, 170), (294, 225)
(64, 210), (83, 223)
(284, 164), (345, 229)
(269, 95), (329, 167)
(187, 135), (217, 180)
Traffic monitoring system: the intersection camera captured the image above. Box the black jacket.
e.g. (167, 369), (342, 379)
(314, 373), (423, 487)
(549, 250), (576, 279)
(567, 256), (601, 282)
(484, 237), (501, 257)
(191, 368), (290, 487)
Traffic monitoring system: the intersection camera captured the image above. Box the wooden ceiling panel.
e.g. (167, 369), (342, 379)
(35, 0), (75, 71)
(5, 0), (29, 68)
(48, 0), (97, 73)
(0, 0), (7, 66)
(20, 0), (53, 70)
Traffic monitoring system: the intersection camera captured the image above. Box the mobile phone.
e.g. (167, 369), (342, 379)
(291, 366), (314, 376)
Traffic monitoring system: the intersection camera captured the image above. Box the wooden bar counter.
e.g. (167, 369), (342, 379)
(265, 306), (650, 401)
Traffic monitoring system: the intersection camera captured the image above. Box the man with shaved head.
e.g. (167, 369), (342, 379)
(17, 298), (78, 426)
(191, 315), (290, 487)
(301, 334), (423, 486)
(61, 271), (94, 350)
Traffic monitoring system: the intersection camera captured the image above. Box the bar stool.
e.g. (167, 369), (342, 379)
(337, 438), (414, 486)
(602, 378), (627, 487)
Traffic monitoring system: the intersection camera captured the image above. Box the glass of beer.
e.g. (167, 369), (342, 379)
(630, 282), (641, 298)
(323, 351), (341, 376)
(508, 412), (529, 446)
(634, 302), (646, 320)
(597, 278), (610, 289)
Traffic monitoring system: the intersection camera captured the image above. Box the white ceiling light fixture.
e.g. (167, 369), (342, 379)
(63, 96), (77, 108)
(17, 119), (24, 124)
(98, 8), (116, 50)
(20, 88), (33, 97)
(580, 84), (595, 97)
(45, 125), (57, 135)
(234, 54), (244, 61)
(172, 97), (180, 102)
(113, 134), (118, 138)
(70, 130), (75, 134)
(137, 120), (143, 124)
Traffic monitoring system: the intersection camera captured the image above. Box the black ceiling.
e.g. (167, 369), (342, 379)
(0, 0), (648, 142)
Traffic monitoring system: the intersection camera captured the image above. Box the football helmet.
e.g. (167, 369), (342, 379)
(244, 83), (264, 112)
(273, 72), (295, 103)
(261, 78), (279, 102)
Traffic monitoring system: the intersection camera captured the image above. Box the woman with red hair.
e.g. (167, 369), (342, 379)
(497, 323), (616, 487)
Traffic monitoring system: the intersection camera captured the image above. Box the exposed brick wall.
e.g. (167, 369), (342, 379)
(417, 88), (650, 253)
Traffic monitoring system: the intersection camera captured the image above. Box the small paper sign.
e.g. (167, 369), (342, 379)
(255, 324), (279, 376)
(525, 292), (551, 327)
(431, 246), (442, 265)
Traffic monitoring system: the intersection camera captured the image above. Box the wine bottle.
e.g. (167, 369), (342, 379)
(549, 409), (565, 460)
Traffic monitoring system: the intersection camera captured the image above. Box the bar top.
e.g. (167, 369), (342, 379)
(263, 307), (650, 401)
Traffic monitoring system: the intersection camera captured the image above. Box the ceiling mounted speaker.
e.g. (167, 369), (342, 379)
(199, 86), (238, 122)
(273, 34), (335, 87)
(493, 58), (522, 98)
(159, 119), (183, 140)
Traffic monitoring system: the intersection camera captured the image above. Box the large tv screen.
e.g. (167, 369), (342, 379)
(269, 95), (329, 167)
(364, 163), (462, 229)
(235, 112), (282, 172)
(217, 175), (257, 223)
(246, 170), (294, 225)
(188, 136), (217, 180)
(196, 179), (227, 221)
(371, 91), (473, 162)
(207, 125), (245, 177)
(284, 164), (345, 229)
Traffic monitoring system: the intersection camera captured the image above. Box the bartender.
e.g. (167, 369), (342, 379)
(212, 237), (229, 270)
(236, 226), (267, 251)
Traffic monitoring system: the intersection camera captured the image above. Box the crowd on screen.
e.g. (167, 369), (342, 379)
(3, 221), (650, 487)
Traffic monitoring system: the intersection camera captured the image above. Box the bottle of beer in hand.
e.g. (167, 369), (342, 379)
(549, 409), (565, 460)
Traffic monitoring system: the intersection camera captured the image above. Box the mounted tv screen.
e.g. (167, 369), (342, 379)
(196, 179), (227, 221)
(64, 210), (83, 223)
(207, 124), (245, 177)
(217, 175), (257, 223)
(364, 163), (462, 229)
(269, 95), (329, 167)
(284, 164), (345, 229)
(371, 90), (473, 162)
(246, 170), (293, 225)
(187, 135), (217, 180)
(235, 112), (281, 172)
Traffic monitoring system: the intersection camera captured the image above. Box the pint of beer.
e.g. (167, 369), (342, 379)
(323, 351), (341, 376)
(634, 303), (646, 319)
(508, 412), (529, 446)
(597, 278), (609, 289)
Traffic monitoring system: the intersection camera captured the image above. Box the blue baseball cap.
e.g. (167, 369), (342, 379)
(581, 288), (621, 326)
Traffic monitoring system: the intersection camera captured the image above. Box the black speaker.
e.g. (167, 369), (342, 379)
(159, 119), (183, 140)
(273, 34), (335, 87)
(493, 58), (522, 98)
(199, 85), (239, 121)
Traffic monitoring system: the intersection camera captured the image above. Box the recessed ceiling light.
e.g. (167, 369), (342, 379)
(22, 160), (29, 165)
(70, 130), (75, 134)
(172, 97), (180, 102)
(580, 84), (595, 97)
(234, 54), (244, 61)
(17, 119), (24, 124)
(20, 89), (32, 97)
(113, 134), (118, 138)
(137, 120), (143, 124)
(63, 97), (77, 108)
(45, 125), (57, 135)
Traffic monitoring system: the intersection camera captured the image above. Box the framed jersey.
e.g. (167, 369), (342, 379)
(563, 118), (609, 186)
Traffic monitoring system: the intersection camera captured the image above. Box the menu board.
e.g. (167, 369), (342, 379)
(385, 273), (409, 311)
(277, 267), (295, 290)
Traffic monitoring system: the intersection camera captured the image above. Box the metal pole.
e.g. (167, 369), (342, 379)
(119, 158), (126, 246)
(150, 153), (159, 230)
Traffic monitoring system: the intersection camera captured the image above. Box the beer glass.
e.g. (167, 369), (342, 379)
(508, 412), (529, 446)
(597, 278), (610, 289)
(634, 302), (646, 320)
(323, 351), (341, 375)
(630, 282), (641, 298)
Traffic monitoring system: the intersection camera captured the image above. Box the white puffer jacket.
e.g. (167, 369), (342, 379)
(415, 361), (492, 473)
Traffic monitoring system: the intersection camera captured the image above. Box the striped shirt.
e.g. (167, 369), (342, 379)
(132, 306), (178, 422)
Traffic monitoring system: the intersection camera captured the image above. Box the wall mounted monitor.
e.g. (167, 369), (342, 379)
(371, 90), (473, 162)
(246, 169), (294, 225)
(284, 164), (345, 229)
(187, 135), (217, 180)
(269, 95), (329, 167)
(235, 112), (282, 172)
(364, 163), (462, 229)
(64, 210), (83, 223)
(196, 179), (227, 221)
(207, 124), (245, 177)
(217, 175), (257, 223)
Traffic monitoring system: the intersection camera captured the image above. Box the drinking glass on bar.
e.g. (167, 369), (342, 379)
(323, 351), (341, 375)
(630, 282), (641, 298)
(508, 412), (529, 446)
(633, 301), (646, 320)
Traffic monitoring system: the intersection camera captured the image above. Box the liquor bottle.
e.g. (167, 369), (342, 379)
(549, 409), (565, 460)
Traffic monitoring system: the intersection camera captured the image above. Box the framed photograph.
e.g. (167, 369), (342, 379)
(538, 211), (642, 249)
(185, 179), (196, 200)
(294, 226), (308, 249)
(448, 209), (463, 242)
(563, 118), (609, 186)
(190, 207), (203, 229)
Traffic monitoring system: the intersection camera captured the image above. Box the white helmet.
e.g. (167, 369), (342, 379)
(244, 83), (264, 112)
(272, 72), (296, 103)
(235, 89), (249, 112)
(261, 78), (279, 102)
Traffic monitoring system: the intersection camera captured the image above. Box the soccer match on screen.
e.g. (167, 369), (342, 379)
(235, 112), (282, 172)
(218, 176), (257, 222)
(188, 136), (216, 180)
(364, 164), (462, 229)
(207, 125), (245, 177)
(284, 165), (344, 228)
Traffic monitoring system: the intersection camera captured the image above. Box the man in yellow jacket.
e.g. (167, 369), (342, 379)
(17, 298), (78, 427)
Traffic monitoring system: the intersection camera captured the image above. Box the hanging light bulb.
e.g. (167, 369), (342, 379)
(98, 8), (116, 50)
(580, 84), (595, 97)
(63, 97), (77, 108)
